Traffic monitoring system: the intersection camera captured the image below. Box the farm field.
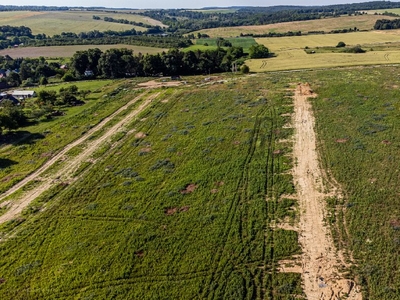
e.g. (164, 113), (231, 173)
(0, 44), (167, 59)
(192, 14), (395, 38)
(364, 8), (400, 15)
(0, 74), (307, 299)
(244, 31), (400, 71)
(0, 58), (398, 298)
(297, 66), (400, 299)
(0, 78), (153, 194)
(185, 37), (257, 53)
(0, 11), (158, 36)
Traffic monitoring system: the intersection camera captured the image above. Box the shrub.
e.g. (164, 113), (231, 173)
(241, 64), (250, 74)
(336, 41), (346, 47)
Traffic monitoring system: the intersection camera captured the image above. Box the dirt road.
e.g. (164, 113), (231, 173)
(293, 83), (362, 299)
(0, 91), (159, 225)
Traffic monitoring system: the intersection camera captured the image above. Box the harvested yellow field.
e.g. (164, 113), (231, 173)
(256, 31), (400, 52)
(0, 11), (155, 35)
(246, 49), (400, 71)
(193, 15), (395, 38)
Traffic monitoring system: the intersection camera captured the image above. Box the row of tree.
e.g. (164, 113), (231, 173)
(96, 16), (154, 29)
(69, 46), (249, 79)
(0, 43), (270, 89)
(0, 56), (63, 87)
(0, 25), (192, 50)
(374, 19), (400, 30)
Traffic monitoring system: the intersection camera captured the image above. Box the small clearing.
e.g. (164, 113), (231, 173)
(293, 83), (362, 299)
(138, 80), (182, 88)
(0, 92), (159, 225)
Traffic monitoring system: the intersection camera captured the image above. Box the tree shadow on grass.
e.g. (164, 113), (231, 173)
(0, 131), (45, 146)
(0, 158), (17, 169)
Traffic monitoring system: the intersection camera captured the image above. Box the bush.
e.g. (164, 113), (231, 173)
(241, 64), (250, 74)
(62, 72), (76, 82)
(336, 41), (346, 47)
(345, 45), (366, 53)
(249, 44), (269, 59)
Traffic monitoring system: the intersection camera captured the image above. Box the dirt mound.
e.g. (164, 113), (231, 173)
(298, 82), (314, 95)
(180, 184), (198, 194)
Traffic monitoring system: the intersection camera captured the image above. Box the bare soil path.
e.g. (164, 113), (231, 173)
(293, 83), (362, 300)
(0, 91), (158, 225)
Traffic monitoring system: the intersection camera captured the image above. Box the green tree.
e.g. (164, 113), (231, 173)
(59, 85), (80, 106)
(36, 90), (57, 107)
(98, 48), (133, 78)
(241, 64), (250, 73)
(249, 44), (269, 59)
(0, 100), (26, 134)
(336, 41), (346, 47)
(71, 51), (89, 77)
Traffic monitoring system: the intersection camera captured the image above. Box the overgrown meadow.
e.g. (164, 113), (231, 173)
(0, 75), (302, 299)
(298, 66), (400, 299)
(0, 79), (148, 194)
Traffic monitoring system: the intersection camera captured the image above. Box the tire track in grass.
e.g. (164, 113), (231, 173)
(0, 91), (160, 225)
(261, 107), (277, 300)
(201, 110), (264, 299)
(293, 83), (362, 300)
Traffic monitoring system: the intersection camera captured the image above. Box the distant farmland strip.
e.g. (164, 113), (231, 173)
(0, 10), (162, 35)
(0, 44), (167, 58)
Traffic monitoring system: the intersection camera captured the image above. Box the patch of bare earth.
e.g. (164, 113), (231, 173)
(0, 92), (159, 225)
(180, 184), (197, 194)
(293, 83), (362, 299)
(138, 80), (182, 88)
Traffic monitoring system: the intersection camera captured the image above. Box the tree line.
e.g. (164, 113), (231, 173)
(0, 25), (192, 50)
(374, 19), (400, 30)
(68, 46), (248, 79)
(94, 15), (155, 29)
(0, 43), (264, 88)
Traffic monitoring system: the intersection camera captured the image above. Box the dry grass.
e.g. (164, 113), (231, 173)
(245, 30), (400, 72)
(256, 30), (400, 52)
(0, 10), (159, 35)
(192, 14), (395, 38)
(246, 49), (400, 72)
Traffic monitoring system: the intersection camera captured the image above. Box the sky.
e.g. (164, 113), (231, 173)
(1, 0), (395, 10)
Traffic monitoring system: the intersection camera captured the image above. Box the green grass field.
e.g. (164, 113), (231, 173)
(185, 37), (257, 53)
(0, 75), (303, 299)
(0, 44), (167, 59)
(295, 66), (400, 299)
(192, 14), (395, 38)
(0, 79), (139, 192)
(0, 11), (159, 36)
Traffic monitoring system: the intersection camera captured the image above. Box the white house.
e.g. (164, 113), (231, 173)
(11, 90), (36, 99)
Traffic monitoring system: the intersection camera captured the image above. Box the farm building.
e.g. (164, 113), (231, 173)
(0, 93), (20, 105)
(11, 90), (36, 99)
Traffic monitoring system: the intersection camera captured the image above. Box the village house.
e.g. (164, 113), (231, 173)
(11, 90), (36, 99)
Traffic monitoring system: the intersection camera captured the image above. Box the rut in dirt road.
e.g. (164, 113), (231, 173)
(293, 83), (362, 300)
(0, 92), (159, 225)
